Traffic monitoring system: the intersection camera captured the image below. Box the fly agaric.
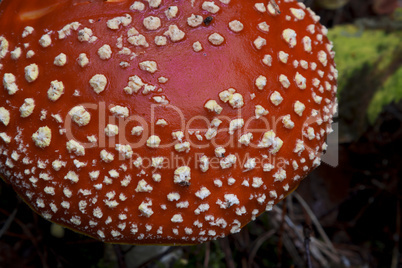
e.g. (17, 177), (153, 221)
(0, 0), (337, 244)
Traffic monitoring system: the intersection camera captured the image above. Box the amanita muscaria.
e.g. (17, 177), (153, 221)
(0, 0), (337, 244)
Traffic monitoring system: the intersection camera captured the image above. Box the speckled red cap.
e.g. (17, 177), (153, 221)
(0, 0), (337, 244)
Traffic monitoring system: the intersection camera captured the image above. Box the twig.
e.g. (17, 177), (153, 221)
(247, 229), (276, 267)
(219, 237), (236, 268)
(272, 207), (304, 266)
(391, 199), (400, 268)
(233, 228), (251, 267)
(233, 228), (248, 252)
(308, 238), (330, 267)
(48, 246), (69, 268)
(203, 242), (210, 268)
(0, 206), (18, 239)
(293, 193), (338, 255)
(310, 238), (341, 262)
(304, 224), (313, 268)
(121, 245), (135, 254)
(286, 194), (296, 220)
(349, 189), (382, 226)
(137, 246), (181, 268)
(274, 206), (331, 267)
(8, 210), (49, 268)
(283, 233), (305, 266)
(113, 244), (127, 268)
(277, 201), (287, 268)
(241, 257), (248, 268)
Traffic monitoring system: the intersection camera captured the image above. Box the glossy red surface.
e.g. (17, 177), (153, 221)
(0, 0), (337, 244)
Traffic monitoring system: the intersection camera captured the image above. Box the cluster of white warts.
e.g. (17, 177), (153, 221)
(0, 0), (337, 242)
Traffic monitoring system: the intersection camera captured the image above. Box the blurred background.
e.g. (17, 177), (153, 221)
(1, 0), (402, 267)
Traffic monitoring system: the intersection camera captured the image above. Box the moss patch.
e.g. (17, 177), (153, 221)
(367, 67), (402, 124)
(328, 24), (402, 124)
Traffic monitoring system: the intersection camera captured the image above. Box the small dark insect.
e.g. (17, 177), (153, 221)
(226, 201), (233, 208)
(179, 181), (191, 187)
(204, 16), (213, 26)
(270, 0), (281, 14)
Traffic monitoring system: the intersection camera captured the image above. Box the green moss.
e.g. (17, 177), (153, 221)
(327, 25), (402, 95)
(328, 24), (402, 124)
(367, 67), (402, 124)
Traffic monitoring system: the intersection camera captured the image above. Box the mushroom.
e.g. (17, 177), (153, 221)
(0, 0), (338, 244)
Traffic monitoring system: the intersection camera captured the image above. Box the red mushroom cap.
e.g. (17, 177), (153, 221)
(0, 0), (337, 244)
